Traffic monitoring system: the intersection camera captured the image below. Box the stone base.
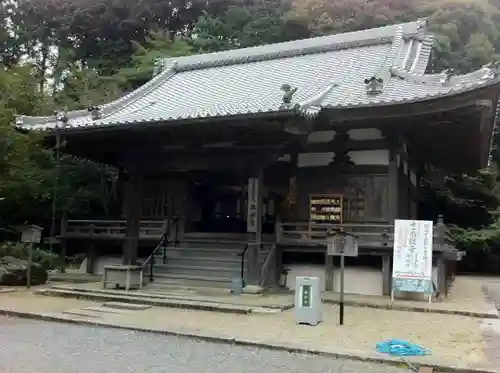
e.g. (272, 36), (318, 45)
(242, 285), (264, 294)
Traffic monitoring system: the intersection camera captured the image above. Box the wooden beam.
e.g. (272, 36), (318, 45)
(325, 89), (497, 122)
(304, 139), (388, 153)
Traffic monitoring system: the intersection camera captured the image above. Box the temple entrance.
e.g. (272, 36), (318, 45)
(191, 182), (246, 233)
(189, 181), (278, 234)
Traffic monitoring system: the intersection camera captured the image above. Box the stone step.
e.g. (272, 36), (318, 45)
(154, 273), (239, 289)
(159, 246), (244, 258)
(36, 288), (256, 314)
(62, 308), (104, 318)
(155, 273), (239, 283)
(82, 306), (131, 314)
(177, 240), (249, 250)
(102, 301), (152, 310)
(156, 256), (245, 269)
(148, 276), (233, 290)
(154, 262), (241, 274)
(159, 254), (245, 263)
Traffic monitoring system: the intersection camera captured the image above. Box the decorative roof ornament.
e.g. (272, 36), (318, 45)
(416, 18), (427, 39)
(152, 58), (165, 77)
(364, 76), (384, 95)
(440, 69), (456, 85)
(485, 61), (500, 79)
(281, 84), (298, 105)
(55, 110), (69, 124)
(88, 105), (102, 120)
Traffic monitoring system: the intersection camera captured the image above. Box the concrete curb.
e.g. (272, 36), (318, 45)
(322, 298), (499, 319)
(0, 308), (498, 373)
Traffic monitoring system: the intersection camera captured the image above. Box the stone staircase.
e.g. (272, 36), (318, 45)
(150, 233), (273, 289)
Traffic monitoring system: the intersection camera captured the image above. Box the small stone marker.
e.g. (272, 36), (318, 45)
(294, 277), (322, 326)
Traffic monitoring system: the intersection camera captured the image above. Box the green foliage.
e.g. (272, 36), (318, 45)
(426, 0), (500, 72)
(192, 0), (310, 52)
(0, 241), (61, 270)
(117, 32), (195, 90)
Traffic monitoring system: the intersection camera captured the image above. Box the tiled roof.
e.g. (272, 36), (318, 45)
(15, 19), (500, 132)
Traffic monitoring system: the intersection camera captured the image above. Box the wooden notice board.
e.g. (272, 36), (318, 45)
(309, 194), (343, 224)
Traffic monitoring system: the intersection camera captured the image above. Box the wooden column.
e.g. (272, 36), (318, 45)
(382, 147), (399, 296)
(169, 179), (188, 242)
(59, 212), (68, 273)
(382, 255), (392, 296)
(85, 241), (96, 274)
(325, 253), (334, 291)
(246, 167), (263, 286)
(435, 215), (447, 296)
(122, 164), (142, 265)
(388, 148), (399, 220)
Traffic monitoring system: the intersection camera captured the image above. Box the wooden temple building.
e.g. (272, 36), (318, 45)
(15, 20), (500, 297)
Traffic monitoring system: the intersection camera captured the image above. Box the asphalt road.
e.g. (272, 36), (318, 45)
(0, 316), (407, 373)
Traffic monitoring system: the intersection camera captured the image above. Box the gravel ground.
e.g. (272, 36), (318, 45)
(0, 317), (407, 373)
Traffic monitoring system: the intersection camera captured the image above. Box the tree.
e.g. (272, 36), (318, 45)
(192, 0), (310, 52)
(426, 0), (500, 72)
(116, 31), (195, 90)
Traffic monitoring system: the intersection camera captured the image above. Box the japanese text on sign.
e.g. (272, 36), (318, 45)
(309, 194), (343, 224)
(392, 219), (433, 293)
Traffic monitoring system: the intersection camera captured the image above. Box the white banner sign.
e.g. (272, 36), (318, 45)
(392, 219), (433, 293)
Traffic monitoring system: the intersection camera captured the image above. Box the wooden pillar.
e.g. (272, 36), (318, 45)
(275, 244), (284, 286)
(122, 164), (142, 265)
(325, 253), (334, 291)
(383, 148), (399, 295)
(435, 215), (447, 296)
(168, 179), (188, 242)
(59, 212), (68, 273)
(288, 151), (298, 219)
(85, 241), (96, 274)
(246, 167), (263, 286)
(382, 255), (392, 296)
(388, 148), (399, 220)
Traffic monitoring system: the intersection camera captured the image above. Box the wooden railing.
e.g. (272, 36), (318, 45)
(276, 221), (393, 249)
(276, 216), (456, 252)
(63, 219), (166, 239)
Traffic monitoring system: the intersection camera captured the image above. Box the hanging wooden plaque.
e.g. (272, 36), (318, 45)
(309, 194), (343, 225)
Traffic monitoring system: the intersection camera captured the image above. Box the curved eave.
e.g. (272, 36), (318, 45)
(15, 109), (298, 135)
(16, 79), (500, 136)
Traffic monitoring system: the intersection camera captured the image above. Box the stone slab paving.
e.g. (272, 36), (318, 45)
(0, 316), (409, 373)
(0, 291), (497, 372)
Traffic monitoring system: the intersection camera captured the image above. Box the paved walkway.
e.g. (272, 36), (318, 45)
(0, 316), (408, 373)
(0, 291), (498, 372)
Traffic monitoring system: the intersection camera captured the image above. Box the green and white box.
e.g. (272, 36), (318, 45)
(294, 276), (322, 325)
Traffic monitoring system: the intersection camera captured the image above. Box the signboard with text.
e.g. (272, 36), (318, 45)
(309, 194), (343, 224)
(392, 219), (433, 294)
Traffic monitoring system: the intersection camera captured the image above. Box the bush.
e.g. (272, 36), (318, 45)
(0, 241), (62, 270)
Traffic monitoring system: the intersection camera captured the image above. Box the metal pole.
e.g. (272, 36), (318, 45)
(26, 243), (33, 289)
(339, 235), (345, 326)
